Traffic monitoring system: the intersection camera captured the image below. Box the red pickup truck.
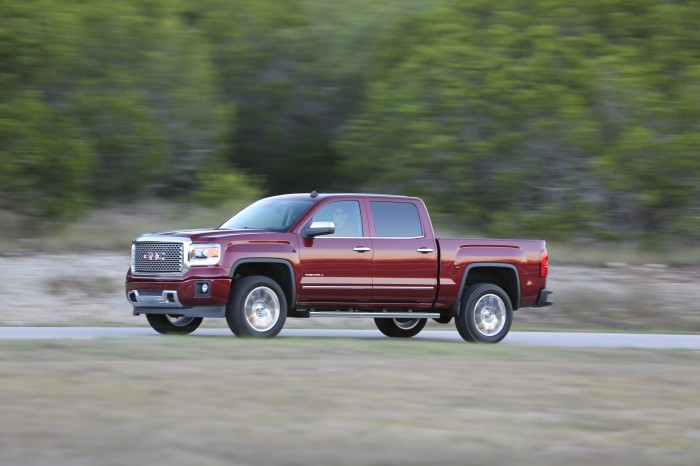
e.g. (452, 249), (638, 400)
(126, 192), (551, 343)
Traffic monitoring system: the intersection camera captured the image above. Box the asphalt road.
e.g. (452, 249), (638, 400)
(1, 327), (700, 348)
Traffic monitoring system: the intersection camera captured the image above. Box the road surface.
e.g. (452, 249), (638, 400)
(1, 327), (700, 348)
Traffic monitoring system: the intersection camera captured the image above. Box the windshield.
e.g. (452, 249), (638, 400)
(219, 198), (315, 232)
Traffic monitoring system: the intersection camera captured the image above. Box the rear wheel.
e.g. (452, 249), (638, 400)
(226, 275), (287, 337)
(374, 317), (427, 338)
(456, 283), (512, 343)
(146, 314), (203, 335)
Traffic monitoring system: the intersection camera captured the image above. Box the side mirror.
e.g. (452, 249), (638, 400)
(302, 221), (335, 238)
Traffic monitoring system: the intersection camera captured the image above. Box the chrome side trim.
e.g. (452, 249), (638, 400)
(314, 236), (428, 240)
(316, 236), (372, 239)
(302, 285), (433, 290)
(302, 285), (372, 290)
(309, 311), (439, 319)
(373, 286), (434, 290)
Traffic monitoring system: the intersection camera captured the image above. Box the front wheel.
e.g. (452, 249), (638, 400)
(226, 275), (287, 337)
(146, 314), (203, 335)
(374, 317), (427, 338)
(456, 283), (512, 343)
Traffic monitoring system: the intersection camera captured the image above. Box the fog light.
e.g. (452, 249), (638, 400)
(201, 283), (209, 294)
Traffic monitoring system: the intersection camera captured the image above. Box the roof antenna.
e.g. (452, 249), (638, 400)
(310, 190), (319, 198)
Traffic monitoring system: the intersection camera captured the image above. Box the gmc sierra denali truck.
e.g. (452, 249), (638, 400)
(126, 192), (552, 343)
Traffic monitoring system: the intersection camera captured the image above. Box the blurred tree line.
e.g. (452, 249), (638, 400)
(1, 0), (699, 239)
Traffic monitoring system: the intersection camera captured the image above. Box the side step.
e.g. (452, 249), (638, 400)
(309, 311), (440, 319)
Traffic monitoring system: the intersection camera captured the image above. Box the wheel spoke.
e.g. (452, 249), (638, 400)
(166, 315), (195, 327)
(244, 286), (280, 332)
(472, 293), (506, 337)
(393, 318), (419, 330)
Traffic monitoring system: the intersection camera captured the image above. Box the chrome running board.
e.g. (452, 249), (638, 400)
(309, 311), (440, 319)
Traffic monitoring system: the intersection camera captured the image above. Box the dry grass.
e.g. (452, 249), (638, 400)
(511, 264), (700, 334)
(1, 338), (699, 466)
(547, 241), (700, 267)
(4, 201), (700, 267)
(46, 276), (119, 297)
(2, 253), (700, 333)
(0, 199), (249, 254)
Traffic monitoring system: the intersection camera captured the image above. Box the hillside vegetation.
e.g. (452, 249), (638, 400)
(2, 0), (699, 241)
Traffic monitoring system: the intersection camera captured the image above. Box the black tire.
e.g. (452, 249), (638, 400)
(455, 283), (512, 343)
(146, 314), (203, 335)
(374, 317), (427, 338)
(226, 275), (287, 338)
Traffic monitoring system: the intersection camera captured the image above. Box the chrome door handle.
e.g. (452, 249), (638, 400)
(416, 247), (434, 254)
(353, 246), (371, 253)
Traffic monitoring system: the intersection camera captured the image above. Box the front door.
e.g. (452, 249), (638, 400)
(298, 200), (373, 305)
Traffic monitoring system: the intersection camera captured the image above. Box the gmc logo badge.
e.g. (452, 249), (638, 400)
(143, 252), (166, 261)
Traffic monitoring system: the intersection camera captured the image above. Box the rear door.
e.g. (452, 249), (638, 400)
(367, 199), (438, 306)
(297, 199), (373, 305)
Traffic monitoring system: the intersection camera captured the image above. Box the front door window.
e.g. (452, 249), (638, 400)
(310, 201), (363, 237)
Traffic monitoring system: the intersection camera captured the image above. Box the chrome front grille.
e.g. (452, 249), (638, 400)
(132, 242), (184, 274)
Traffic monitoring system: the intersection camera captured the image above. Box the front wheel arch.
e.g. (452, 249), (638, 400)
(226, 275), (287, 338)
(231, 259), (296, 311)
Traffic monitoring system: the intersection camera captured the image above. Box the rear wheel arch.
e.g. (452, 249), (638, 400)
(455, 263), (520, 312)
(230, 259), (296, 311)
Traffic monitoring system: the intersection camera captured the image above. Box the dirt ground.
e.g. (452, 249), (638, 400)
(2, 252), (700, 333)
(1, 339), (699, 466)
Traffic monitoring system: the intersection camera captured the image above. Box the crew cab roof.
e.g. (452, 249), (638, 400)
(268, 192), (422, 202)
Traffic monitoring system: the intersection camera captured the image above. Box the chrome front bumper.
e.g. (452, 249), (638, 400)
(127, 290), (182, 308)
(127, 289), (227, 318)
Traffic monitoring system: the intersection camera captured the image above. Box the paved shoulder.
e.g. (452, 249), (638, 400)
(1, 327), (700, 349)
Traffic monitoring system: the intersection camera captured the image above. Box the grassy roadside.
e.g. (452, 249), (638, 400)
(1, 337), (699, 466)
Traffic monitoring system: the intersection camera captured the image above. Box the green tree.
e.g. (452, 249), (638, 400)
(0, 0), (234, 231)
(582, 0), (700, 234)
(0, 0), (95, 225)
(69, 0), (231, 198)
(339, 0), (700, 238)
(188, 0), (436, 194)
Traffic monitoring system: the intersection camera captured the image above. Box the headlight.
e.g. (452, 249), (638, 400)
(188, 243), (221, 266)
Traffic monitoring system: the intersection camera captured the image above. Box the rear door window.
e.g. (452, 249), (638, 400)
(370, 201), (423, 237)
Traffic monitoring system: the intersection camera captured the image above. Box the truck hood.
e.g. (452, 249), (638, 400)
(137, 228), (281, 243)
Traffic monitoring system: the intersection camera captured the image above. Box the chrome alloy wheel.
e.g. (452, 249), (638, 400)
(392, 318), (421, 330)
(472, 293), (507, 337)
(243, 286), (281, 332)
(166, 315), (198, 327)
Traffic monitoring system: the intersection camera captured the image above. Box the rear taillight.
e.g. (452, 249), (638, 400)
(540, 250), (549, 278)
